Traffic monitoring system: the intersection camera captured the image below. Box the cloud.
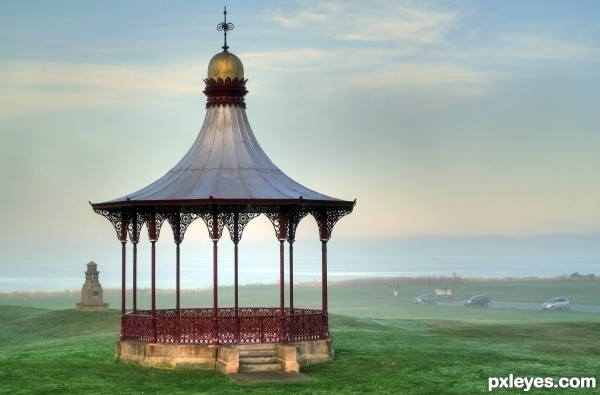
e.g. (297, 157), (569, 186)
(344, 62), (500, 97)
(0, 61), (204, 117)
(270, 0), (458, 44)
(499, 34), (600, 63)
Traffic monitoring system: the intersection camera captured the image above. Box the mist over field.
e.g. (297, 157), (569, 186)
(1, 233), (598, 293)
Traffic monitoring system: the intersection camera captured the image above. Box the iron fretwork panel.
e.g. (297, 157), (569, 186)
(225, 211), (260, 243)
(288, 211), (309, 242)
(264, 211), (289, 240)
(165, 211), (201, 244)
(310, 208), (354, 241)
(199, 210), (233, 241)
(140, 212), (167, 241)
(237, 308), (281, 344)
(264, 209), (310, 241)
(121, 308), (326, 344)
(285, 308), (324, 341)
(93, 208), (128, 242)
(217, 308), (238, 344)
(127, 212), (143, 243)
(122, 311), (152, 342)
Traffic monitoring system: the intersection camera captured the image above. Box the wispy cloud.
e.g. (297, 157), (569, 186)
(0, 61), (203, 117)
(499, 34), (600, 63)
(345, 62), (498, 97)
(271, 0), (457, 44)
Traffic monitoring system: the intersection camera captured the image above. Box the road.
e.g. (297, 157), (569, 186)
(437, 300), (600, 313)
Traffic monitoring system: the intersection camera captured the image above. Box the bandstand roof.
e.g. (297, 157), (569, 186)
(92, 48), (354, 212)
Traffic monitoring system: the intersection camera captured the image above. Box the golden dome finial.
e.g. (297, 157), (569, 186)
(207, 51), (244, 81)
(208, 7), (243, 81)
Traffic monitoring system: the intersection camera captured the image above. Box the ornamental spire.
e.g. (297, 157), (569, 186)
(217, 6), (234, 52)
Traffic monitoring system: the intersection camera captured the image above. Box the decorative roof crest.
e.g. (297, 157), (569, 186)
(217, 6), (234, 52)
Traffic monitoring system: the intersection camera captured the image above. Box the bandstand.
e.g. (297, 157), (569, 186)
(91, 9), (355, 373)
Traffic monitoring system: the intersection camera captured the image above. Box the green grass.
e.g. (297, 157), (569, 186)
(1, 279), (599, 394)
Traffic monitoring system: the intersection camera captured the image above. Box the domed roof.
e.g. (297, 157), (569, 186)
(207, 51), (244, 80)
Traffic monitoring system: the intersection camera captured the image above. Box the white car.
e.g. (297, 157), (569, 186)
(542, 297), (570, 310)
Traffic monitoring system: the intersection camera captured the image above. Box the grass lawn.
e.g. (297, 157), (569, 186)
(1, 279), (599, 394)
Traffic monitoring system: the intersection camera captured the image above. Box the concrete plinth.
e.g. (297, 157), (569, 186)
(117, 341), (217, 369)
(76, 302), (109, 311)
(289, 339), (334, 366)
(116, 339), (333, 372)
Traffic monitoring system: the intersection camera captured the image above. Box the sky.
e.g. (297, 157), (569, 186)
(1, 0), (599, 267)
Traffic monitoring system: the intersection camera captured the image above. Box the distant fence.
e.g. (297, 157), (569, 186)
(435, 288), (453, 298)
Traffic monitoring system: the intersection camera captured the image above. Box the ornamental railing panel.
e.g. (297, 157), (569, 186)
(122, 312), (152, 342)
(121, 308), (325, 344)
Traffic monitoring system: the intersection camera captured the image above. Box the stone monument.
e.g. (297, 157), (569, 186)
(76, 261), (109, 311)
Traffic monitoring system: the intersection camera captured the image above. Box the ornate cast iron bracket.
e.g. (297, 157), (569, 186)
(287, 211), (309, 243)
(140, 211), (166, 242)
(127, 212), (143, 244)
(226, 211), (260, 244)
(166, 211), (201, 244)
(310, 208), (354, 241)
(93, 208), (129, 242)
(199, 209), (233, 241)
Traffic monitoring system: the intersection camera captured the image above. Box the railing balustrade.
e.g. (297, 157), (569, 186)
(122, 307), (325, 344)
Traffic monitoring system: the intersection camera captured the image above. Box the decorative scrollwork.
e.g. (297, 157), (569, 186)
(310, 208), (354, 241)
(122, 308), (327, 344)
(93, 208), (128, 242)
(225, 211), (260, 243)
(217, 6), (234, 51)
(140, 212), (166, 241)
(199, 210), (233, 241)
(127, 212), (143, 243)
(166, 211), (200, 244)
(288, 211), (309, 242)
(265, 211), (290, 241)
(264, 210), (310, 241)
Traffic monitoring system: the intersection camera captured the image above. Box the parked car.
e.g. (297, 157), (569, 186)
(464, 295), (491, 307)
(542, 297), (570, 310)
(413, 294), (438, 304)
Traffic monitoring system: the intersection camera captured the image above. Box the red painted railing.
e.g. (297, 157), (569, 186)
(121, 308), (326, 344)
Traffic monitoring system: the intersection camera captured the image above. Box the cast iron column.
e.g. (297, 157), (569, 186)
(289, 240), (295, 311)
(212, 239), (218, 344)
(149, 213), (158, 344)
(233, 212), (240, 339)
(321, 239), (329, 339)
(120, 240), (126, 340)
(211, 210), (219, 345)
(132, 241), (138, 312)
(279, 239), (286, 342)
(150, 239), (157, 343)
(175, 241), (181, 310)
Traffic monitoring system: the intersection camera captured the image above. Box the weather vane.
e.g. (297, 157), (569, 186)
(217, 6), (234, 52)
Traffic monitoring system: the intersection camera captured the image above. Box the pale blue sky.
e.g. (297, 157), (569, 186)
(1, 0), (599, 255)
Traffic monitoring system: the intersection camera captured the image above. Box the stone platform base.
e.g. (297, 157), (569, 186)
(76, 303), (109, 311)
(116, 339), (333, 373)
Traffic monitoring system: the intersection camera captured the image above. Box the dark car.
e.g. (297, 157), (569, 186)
(413, 294), (438, 304)
(464, 295), (491, 307)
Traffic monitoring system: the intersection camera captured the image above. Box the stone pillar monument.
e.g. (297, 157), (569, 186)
(76, 261), (109, 311)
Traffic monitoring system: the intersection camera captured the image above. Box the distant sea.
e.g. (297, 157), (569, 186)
(1, 234), (599, 292)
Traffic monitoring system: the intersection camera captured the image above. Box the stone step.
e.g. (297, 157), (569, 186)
(239, 349), (276, 358)
(239, 356), (279, 365)
(236, 343), (275, 351)
(234, 343), (282, 374)
(238, 363), (282, 373)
